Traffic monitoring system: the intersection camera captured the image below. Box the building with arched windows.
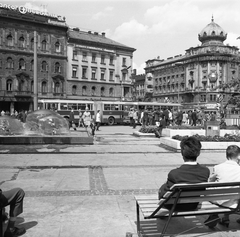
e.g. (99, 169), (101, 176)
(144, 17), (240, 111)
(0, 4), (68, 114)
(66, 28), (136, 101)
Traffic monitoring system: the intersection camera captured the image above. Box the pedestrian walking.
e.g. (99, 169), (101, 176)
(132, 108), (138, 129)
(128, 108), (134, 127)
(69, 108), (76, 130)
(95, 110), (101, 131)
(82, 107), (91, 128)
(78, 109), (84, 128)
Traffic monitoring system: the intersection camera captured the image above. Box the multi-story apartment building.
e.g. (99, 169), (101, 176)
(0, 3), (68, 114)
(131, 70), (145, 101)
(144, 17), (240, 110)
(66, 28), (136, 101)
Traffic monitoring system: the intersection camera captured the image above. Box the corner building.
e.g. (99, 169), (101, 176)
(145, 18), (240, 111)
(67, 29), (136, 101)
(0, 4), (68, 113)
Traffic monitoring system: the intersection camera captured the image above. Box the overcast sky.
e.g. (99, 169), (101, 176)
(6, 0), (240, 74)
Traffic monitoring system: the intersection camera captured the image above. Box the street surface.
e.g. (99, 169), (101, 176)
(0, 125), (239, 237)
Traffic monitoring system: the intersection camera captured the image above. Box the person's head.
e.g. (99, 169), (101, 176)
(97, 110), (100, 113)
(86, 107), (89, 111)
(180, 136), (202, 162)
(226, 145), (240, 162)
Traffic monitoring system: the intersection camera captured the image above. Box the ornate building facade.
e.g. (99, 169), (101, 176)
(0, 3), (68, 113)
(66, 28), (136, 101)
(144, 17), (240, 110)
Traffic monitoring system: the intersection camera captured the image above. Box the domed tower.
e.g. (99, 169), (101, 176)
(198, 16), (227, 46)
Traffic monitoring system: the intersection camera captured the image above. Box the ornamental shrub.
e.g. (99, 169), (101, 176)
(172, 134), (240, 142)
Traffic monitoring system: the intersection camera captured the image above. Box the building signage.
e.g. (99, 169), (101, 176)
(0, 3), (65, 21)
(76, 44), (115, 53)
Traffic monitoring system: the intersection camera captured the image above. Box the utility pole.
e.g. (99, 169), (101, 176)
(33, 31), (38, 111)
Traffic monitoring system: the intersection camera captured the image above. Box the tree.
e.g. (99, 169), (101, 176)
(218, 78), (240, 108)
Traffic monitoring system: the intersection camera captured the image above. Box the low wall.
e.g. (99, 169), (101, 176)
(160, 137), (240, 152)
(162, 128), (239, 137)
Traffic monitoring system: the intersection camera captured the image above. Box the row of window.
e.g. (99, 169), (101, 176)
(6, 79), (63, 94)
(2, 57), (62, 73)
(72, 66), (121, 80)
(6, 34), (62, 53)
(73, 50), (127, 66)
(71, 85), (115, 96)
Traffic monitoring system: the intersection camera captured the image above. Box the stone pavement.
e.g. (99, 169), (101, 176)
(0, 125), (240, 237)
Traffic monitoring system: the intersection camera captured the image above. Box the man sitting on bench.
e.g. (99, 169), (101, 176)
(1, 187), (26, 237)
(158, 136), (210, 211)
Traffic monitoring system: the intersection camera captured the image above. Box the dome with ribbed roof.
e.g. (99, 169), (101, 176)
(198, 17), (227, 45)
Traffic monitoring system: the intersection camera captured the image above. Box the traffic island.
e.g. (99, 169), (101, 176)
(160, 137), (240, 152)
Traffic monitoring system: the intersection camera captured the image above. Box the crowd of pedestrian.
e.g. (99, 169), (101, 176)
(127, 106), (220, 138)
(0, 109), (30, 123)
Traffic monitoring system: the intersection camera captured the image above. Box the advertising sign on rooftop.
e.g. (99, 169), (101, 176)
(0, 3), (65, 22)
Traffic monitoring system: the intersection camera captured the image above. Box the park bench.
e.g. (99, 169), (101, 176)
(135, 181), (240, 236)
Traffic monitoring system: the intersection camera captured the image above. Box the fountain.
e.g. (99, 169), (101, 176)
(0, 110), (93, 145)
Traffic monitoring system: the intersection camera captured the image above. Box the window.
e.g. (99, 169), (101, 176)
(101, 70), (105, 80)
(19, 58), (25, 70)
(122, 72), (127, 81)
(72, 85), (77, 95)
(6, 79), (13, 91)
(200, 95), (206, 102)
(110, 55), (114, 65)
(82, 67), (87, 78)
(55, 41), (60, 53)
(41, 40), (47, 51)
(30, 60), (34, 71)
(54, 62), (61, 73)
(91, 68), (96, 79)
(19, 36), (25, 48)
(72, 67), (78, 78)
(101, 54), (105, 64)
(101, 87), (105, 96)
(109, 88), (114, 96)
(42, 81), (47, 94)
(7, 35), (13, 46)
(54, 82), (61, 93)
(82, 52), (87, 61)
(109, 71), (114, 81)
(19, 79), (25, 91)
(122, 57), (126, 66)
(82, 86), (87, 96)
(30, 38), (34, 50)
(73, 50), (78, 60)
(91, 86), (96, 96)
(41, 61), (48, 72)
(92, 53), (96, 63)
(6, 57), (14, 69)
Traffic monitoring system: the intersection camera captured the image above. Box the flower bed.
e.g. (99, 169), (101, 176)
(172, 134), (240, 142)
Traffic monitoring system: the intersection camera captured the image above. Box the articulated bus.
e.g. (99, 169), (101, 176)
(38, 99), (182, 125)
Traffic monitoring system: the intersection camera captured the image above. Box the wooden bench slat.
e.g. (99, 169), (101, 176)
(135, 182), (240, 236)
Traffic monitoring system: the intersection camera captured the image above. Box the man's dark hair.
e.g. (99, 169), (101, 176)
(226, 145), (240, 160)
(180, 136), (202, 161)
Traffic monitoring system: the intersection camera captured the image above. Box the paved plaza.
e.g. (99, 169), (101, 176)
(1, 125), (240, 237)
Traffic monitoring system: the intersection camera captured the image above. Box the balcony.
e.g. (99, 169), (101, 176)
(14, 91), (33, 97)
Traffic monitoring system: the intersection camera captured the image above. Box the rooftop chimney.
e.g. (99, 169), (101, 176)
(94, 32), (98, 35)
(102, 32), (106, 37)
(88, 31), (92, 34)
